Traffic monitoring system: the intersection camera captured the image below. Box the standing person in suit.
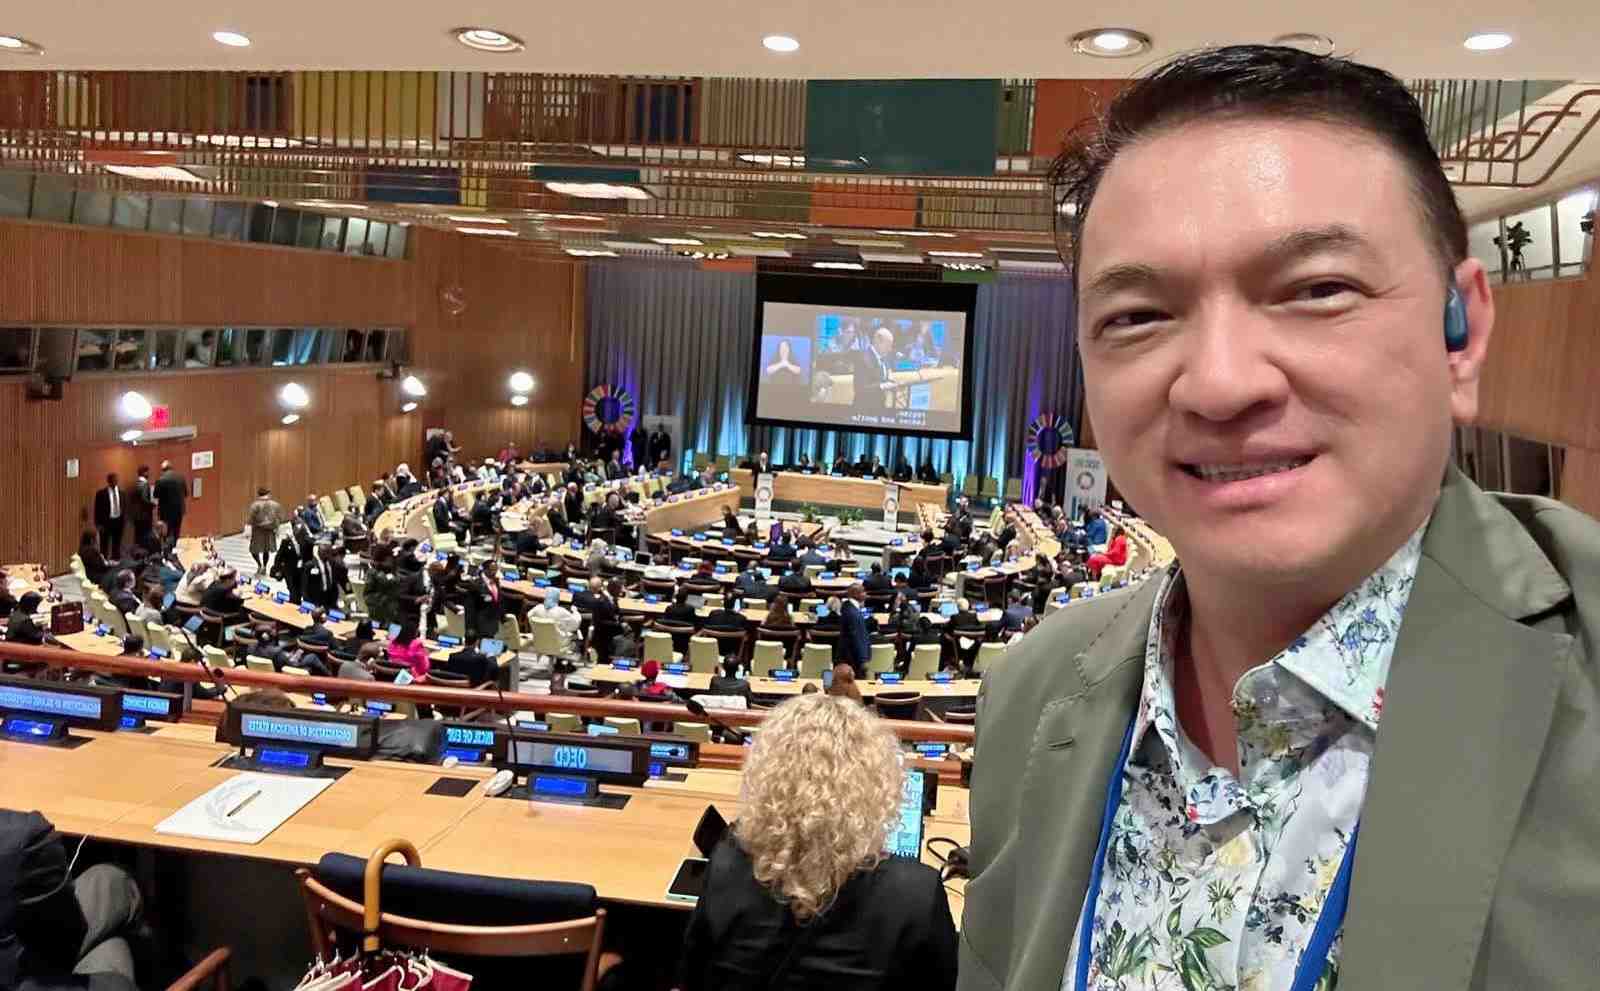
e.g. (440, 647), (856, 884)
(562, 483), (585, 531)
(836, 583), (872, 677)
(604, 450), (625, 481)
(92, 473), (126, 558)
(152, 461), (186, 539)
(680, 694), (957, 991)
(962, 45), (1600, 991)
(850, 328), (897, 417)
(299, 542), (346, 611)
(572, 577), (622, 666)
(463, 568), (505, 643)
(296, 495), (324, 535)
(270, 526), (305, 603)
(647, 425), (671, 470)
(246, 487), (283, 575)
(129, 464), (155, 551)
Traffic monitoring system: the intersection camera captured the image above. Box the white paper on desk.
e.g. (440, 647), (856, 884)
(154, 772), (333, 845)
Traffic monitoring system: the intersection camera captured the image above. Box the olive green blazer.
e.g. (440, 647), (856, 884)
(959, 467), (1599, 990)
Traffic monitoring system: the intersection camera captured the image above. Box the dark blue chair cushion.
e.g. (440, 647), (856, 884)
(315, 853), (596, 928)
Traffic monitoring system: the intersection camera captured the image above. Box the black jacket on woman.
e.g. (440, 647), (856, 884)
(679, 835), (956, 991)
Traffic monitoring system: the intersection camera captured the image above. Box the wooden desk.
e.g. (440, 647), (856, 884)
(580, 665), (981, 699)
(3, 563), (51, 599)
(641, 486), (741, 536)
(728, 470), (947, 515)
(57, 630), (128, 656)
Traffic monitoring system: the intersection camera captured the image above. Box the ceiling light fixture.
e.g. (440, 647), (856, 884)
(279, 382), (310, 409)
(1271, 32), (1335, 55)
(510, 394), (530, 407)
(444, 215), (506, 224)
(280, 414), (300, 426)
(762, 34), (800, 53)
(738, 153), (806, 167)
(508, 371), (534, 393)
(813, 261), (865, 271)
(752, 231), (807, 239)
(119, 429), (144, 443)
(1463, 32), (1513, 51)
(400, 375), (428, 398)
(566, 248), (619, 257)
(453, 27), (525, 53)
(295, 200), (367, 210)
(0, 35), (45, 55)
(876, 230), (958, 239)
(652, 237), (703, 246)
(928, 250), (984, 258)
(211, 30), (251, 48)
(103, 164), (207, 184)
(545, 181), (651, 200)
(118, 390), (153, 420)
(400, 401), (418, 413)
(456, 227), (518, 237)
(1069, 27), (1152, 58)
(992, 245), (1061, 255)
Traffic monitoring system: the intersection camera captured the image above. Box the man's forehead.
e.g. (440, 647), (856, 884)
(1077, 116), (1419, 276)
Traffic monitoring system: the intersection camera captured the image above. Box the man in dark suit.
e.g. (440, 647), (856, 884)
(893, 458), (914, 483)
(647, 426), (671, 469)
(463, 570), (505, 642)
(469, 492), (499, 541)
(297, 496), (325, 535)
(300, 544), (347, 611)
(797, 541), (827, 569)
(431, 493), (467, 543)
(93, 473), (126, 558)
(863, 562), (894, 594)
(850, 328), (896, 417)
(767, 533), (798, 564)
(949, 597), (986, 672)
(703, 600), (746, 633)
(562, 484), (585, 530)
(5, 592), (53, 645)
(777, 561), (811, 598)
(107, 569), (140, 616)
(660, 588), (701, 653)
(363, 479), (391, 525)
(299, 608), (335, 647)
(152, 461), (187, 540)
(200, 572), (246, 618)
(442, 636), (497, 685)
(572, 578), (621, 666)
(547, 502), (574, 542)
(514, 526), (545, 558)
(130, 464), (156, 550)
(917, 460), (940, 484)
(394, 469), (423, 500)
(604, 451), (625, 481)
(837, 585), (872, 676)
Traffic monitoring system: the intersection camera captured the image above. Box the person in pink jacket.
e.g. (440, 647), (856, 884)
(385, 620), (430, 680)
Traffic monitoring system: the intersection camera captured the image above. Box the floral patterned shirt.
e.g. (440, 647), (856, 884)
(1063, 523), (1426, 991)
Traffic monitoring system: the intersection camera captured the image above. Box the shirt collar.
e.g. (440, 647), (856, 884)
(1133, 520), (1428, 758)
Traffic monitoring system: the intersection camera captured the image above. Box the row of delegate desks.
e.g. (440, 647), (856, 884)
(727, 468), (948, 516)
(0, 717), (968, 916)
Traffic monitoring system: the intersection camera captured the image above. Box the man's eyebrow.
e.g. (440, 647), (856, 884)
(1079, 263), (1163, 303)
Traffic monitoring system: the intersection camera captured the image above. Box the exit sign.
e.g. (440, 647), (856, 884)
(148, 406), (171, 429)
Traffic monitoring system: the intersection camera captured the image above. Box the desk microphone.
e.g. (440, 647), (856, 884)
(684, 697), (750, 745)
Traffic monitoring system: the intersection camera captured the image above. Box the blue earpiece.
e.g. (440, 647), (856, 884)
(1444, 284), (1469, 352)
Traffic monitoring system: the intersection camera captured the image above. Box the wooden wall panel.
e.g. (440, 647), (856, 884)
(1030, 80), (1127, 159)
(0, 219), (585, 570)
(1478, 267), (1600, 452)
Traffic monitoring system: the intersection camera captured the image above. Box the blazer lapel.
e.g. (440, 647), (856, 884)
(1341, 468), (1574, 990)
(1008, 581), (1154, 991)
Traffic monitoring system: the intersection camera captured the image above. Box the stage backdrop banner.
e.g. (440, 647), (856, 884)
(882, 483), (901, 531)
(755, 472), (776, 518)
(1066, 448), (1107, 519)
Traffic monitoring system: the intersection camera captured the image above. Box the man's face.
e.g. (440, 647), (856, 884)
(1076, 118), (1491, 591)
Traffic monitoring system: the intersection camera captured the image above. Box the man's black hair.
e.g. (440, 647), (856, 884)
(1051, 45), (1466, 276)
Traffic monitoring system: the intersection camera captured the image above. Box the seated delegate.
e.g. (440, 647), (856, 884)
(679, 693), (956, 991)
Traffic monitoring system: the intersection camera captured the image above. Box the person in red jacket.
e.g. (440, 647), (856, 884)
(1085, 528), (1128, 579)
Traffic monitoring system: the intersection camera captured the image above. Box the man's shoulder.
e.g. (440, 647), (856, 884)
(982, 580), (1158, 719)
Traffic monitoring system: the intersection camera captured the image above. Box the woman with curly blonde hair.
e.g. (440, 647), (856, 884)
(679, 694), (957, 991)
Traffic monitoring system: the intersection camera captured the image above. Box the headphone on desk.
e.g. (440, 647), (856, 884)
(1444, 284), (1470, 353)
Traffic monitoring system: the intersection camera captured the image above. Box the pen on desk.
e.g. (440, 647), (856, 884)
(225, 789), (262, 818)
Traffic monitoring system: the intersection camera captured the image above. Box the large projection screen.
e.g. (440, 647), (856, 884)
(748, 275), (978, 439)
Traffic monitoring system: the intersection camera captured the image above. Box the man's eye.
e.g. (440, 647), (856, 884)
(1100, 310), (1168, 333)
(1291, 281), (1357, 302)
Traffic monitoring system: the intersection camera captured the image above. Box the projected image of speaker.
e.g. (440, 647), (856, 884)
(749, 274), (977, 439)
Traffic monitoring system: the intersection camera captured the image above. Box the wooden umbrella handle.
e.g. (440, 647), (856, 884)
(362, 838), (421, 953)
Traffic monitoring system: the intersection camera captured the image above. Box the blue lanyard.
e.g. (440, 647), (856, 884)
(1074, 718), (1359, 991)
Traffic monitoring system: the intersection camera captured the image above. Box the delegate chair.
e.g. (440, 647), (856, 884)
(960, 475), (980, 501)
(973, 641), (1007, 677)
(751, 640), (787, 671)
(1003, 478), (1023, 502)
(603, 716), (642, 736)
(978, 477), (1000, 504)
(754, 625), (799, 662)
(332, 490), (351, 515)
(801, 642), (833, 673)
(544, 713), (582, 734)
(875, 691), (924, 721)
(672, 722), (712, 743)
(908, 643), (942, 682)
(686, 637), (720, 675)
(643, 631), (681, 666)
(299, 847), (607, 991)
(868, 642), (897, 678)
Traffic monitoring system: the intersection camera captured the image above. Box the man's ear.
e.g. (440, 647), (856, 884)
(1449, 257), (1496, 425)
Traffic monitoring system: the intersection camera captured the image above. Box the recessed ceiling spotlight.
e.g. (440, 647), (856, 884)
(212, 30), (251, 48)
(652, 237), (703, 246)
(566, 248), (620, 257)
(399, 375), (427, 398)
(456, 227), (518, 237)
(0, 35), (44, 55)
(509, 394), (530, 407)
(752, 231), (807, 239)
(1271, 32), (1335, 55)
(295, 200), (367, 211)
(453, 27), (525, 53)
(763, 34), (800, 53)
(400, 401), (418, 413)
(1463, 32), (1513, 51)
(508, 371), (535, 393)
(118, 390), (153, 420)
(443, 215), (506, 224)
(119, 429), (144, 443)
(280, 413), (300, 426)
(279, 382), (310, 409)
(928, 250), (984, 258)
(1069, 28), (1152, 58)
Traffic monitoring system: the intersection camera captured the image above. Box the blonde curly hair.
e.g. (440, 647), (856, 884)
(733, 693), (905, 920)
